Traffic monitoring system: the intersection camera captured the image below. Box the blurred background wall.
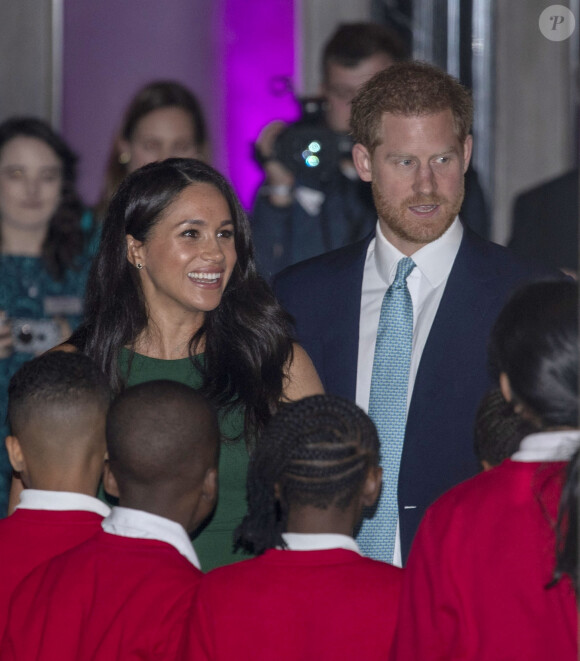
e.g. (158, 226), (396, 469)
(0, 0), (577, 241)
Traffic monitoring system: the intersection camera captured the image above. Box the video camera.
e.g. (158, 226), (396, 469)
(259, 97), (354, 189)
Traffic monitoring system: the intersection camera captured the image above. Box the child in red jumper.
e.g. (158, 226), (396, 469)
(0, 351), (111, 635)
(390, 280), (579, 661)
(1, 379), (219, 661)
(181, 394), (403, 661)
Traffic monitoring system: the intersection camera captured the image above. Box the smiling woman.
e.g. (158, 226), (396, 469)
(57, 158), (323, 570)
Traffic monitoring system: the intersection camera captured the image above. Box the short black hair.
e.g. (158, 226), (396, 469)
(489, 280), (578, 429)
(235, 394), (379, 555)
(322, 22), (407, 78)
(473, 388), (535, 467)
(8, 352), (111, 436)
(106, 380), (220, 489)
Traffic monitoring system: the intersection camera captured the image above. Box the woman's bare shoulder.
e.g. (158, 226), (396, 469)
(282, 343), (324, 402)
(47, 342), (78, 354)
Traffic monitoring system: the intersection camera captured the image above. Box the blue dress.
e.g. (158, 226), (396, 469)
(0, 212), (99, 515)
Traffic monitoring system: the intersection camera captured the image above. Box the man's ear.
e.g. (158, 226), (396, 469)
(5, 435), (26, 473)
(352, 143), (373, 182)
(462, 134), (473, 173)
(125, 234), (144, 269)
(102, 458), (120, 499)
(361, 465), (383, 508)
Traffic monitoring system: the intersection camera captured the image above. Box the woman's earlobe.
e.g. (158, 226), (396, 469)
(125, 234), (143, 268)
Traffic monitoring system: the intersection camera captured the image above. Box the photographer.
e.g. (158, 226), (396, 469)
(252, 23), (489, 279)
(251, 23), (404, 279)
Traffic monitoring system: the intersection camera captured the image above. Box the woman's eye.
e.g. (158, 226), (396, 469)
(218, 229), (233, 239)
(182, 229), (199, 238)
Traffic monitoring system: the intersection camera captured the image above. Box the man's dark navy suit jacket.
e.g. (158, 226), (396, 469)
(274, 227), (558, 563)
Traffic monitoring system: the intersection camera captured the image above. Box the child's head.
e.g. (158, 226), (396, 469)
(6, 351), (111, 494)
(489, 280), (578, 430)
(474, 388), (536, 470)
(103, 380), (219, 533)
(236, 394), (381, 554)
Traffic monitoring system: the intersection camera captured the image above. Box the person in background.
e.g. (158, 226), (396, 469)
(390, 280), (579, 660)
(473, 387), (535, 471)
(1, 379), (219, 660)
(508, 168), (578, 276)
(0, 117), (98, 516)
(181, 394), (402, 661)
(11, 158), (323, 571)
(251, 23), (405, 279)
(96, 80), (209, 219)
(0, 351), (110, 636)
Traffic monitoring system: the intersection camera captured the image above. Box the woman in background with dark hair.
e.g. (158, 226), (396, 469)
(36, 157), (322, 570)
(0, 117), (97, 516)
(96, 81), (209, 218)
(391, 279), (579, 660)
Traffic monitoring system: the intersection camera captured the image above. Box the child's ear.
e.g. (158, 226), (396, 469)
(5, 435), (26, 474)
(201, 467), (218, 508)
(361, 465), (383, 508)
(102, 458), (120, 499)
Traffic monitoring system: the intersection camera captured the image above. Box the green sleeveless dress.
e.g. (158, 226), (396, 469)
(118, 350), (250, 571)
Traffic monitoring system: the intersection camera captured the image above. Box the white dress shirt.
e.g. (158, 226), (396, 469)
(15, 489), (111, 517)
(102, 506), (201, 569)
(281, 532), (361, 554)
(356, 217), (463, 566)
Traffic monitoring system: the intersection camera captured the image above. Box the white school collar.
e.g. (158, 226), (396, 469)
(102, 506), (200, 569)
(281, 532), (361, 555)
(374, 216), (463, 289)
(15, 489), (111, 518)
(511, 430), (580, 463)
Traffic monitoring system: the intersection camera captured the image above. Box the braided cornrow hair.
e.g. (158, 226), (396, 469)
(235, 394), (380, 555)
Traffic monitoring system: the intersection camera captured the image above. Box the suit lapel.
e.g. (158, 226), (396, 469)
(320, 235), (372, 400)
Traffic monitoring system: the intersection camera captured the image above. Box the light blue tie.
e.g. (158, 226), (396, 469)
(357, 256), (415, 563)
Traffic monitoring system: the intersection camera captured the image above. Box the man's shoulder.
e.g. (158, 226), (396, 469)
(274, 232), (374, 286)
(274, 233), (372, 292)
(459, 228), (562, 282)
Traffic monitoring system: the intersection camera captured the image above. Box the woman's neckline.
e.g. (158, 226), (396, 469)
(122, 347), (204, 362)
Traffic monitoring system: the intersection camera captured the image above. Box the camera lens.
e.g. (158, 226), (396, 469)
(17, 324), (33, 345)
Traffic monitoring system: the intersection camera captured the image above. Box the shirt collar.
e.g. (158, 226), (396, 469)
(15, 489), (111, 518)
(511, 430), (580, 463)
(281, 532), (361, 554)
(102, 506), (200, 569)
(374, 216), (463, 288)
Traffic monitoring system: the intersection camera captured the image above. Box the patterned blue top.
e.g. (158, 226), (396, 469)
(0, 211), (99, 515)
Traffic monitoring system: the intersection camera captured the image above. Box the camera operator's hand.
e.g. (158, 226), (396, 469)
(256, 121), (295, 207)
(0, 311), (13, 359)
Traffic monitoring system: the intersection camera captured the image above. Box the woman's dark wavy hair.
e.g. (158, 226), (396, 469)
(488, 280), (578, 429)
(552, 448), (579, 596)
(236, 394), (380, 554)
(0, 117), (84, 279)
(70, 158), (293, 440)
(97, 81), (208, 217)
